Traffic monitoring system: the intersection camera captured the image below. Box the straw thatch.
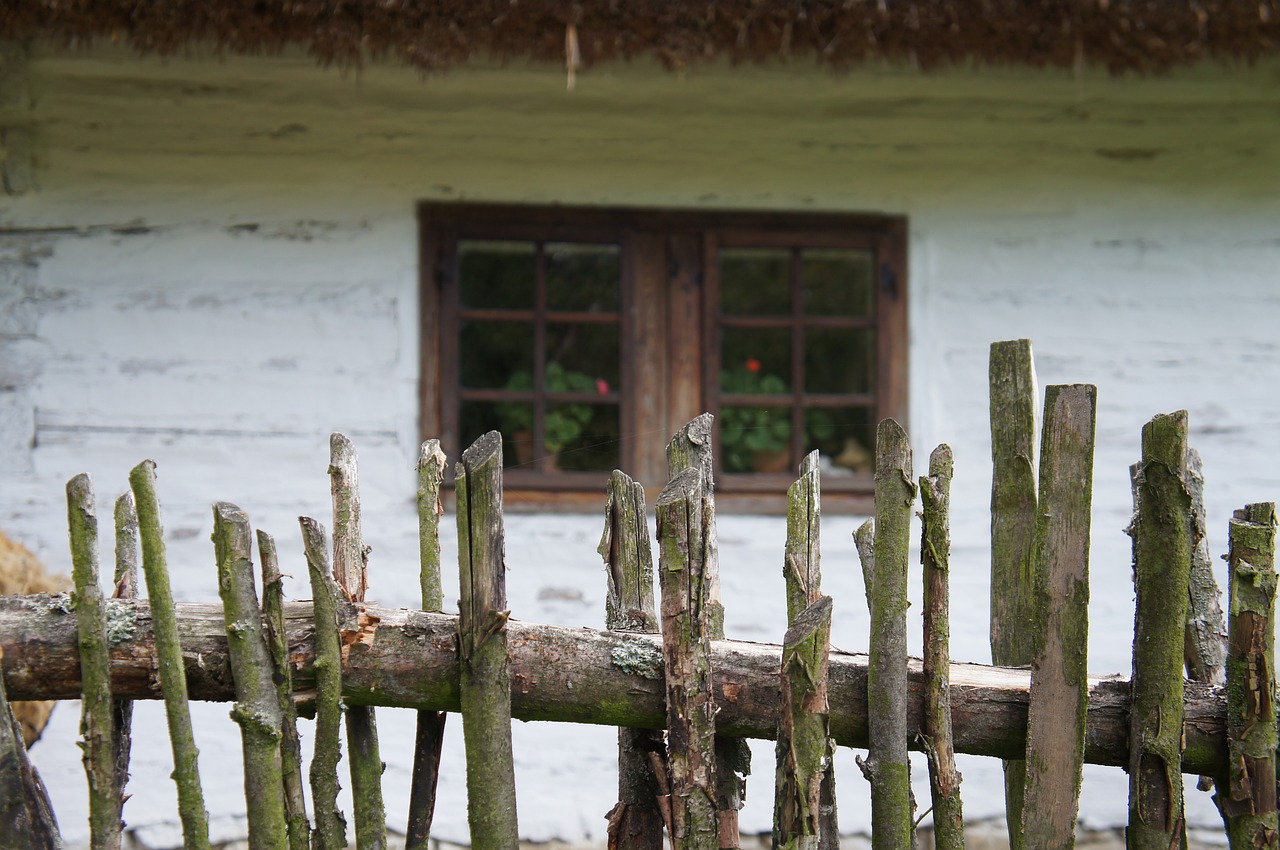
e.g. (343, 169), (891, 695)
(2, 1), (1277, 74)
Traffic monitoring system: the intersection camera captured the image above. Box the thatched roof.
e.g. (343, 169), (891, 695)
(4, 1), (1278, 74)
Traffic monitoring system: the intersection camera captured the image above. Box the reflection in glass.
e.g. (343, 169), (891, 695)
(459, 321), (533, 389)
(547, 323), (620, 390)
(459, 242), (535, 309)
(721, 248), (791, 315)
(719, 405), (791, 474)
(546, 243), (620, 312)
(804, 328), (875, 395)
(804, 250), (874, 317)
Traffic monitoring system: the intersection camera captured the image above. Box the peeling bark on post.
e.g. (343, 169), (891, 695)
(213, 503), (288, 849)
(1185, 449), (1227, 688)
(258, 529), (310, 850)
(328, 433), (387, 850)
(407, 440), (448, 850)
(456, 431), (519, 850)
(861, 419), (916, 850)
(0, 646), (61, 849)
(110, 493), (137, 824)
(989, 339), (1038, 850)
(1128, 411), (1192, 850)
(920, 446), (963, 850)
(600, 470), (664, 850)
(668, 414), (749, 845)
(658, 468), (720, 850)
(300, 517), (349, 850)
(1020, 386), (1096, 850)
(1219, 503), (1278, 849)
(129, 460), (210, 850)
(68, 474), (120, 850)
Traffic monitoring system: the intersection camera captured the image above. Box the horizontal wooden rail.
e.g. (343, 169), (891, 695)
(0, 594), (1230, 774)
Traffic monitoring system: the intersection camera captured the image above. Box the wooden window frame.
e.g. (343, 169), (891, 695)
(419, 203), (907, 514)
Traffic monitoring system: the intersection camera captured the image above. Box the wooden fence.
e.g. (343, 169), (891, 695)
(0, 338), (1275, 850)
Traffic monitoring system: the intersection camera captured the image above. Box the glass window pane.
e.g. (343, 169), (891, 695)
(459, 321), (534, 389)
(804, 328), (876, 395)
(721, 248), (791, 315)
(546, 243), (620, 312)
(549, 403), (620, 472)
(721, 327), (790, 396)
(459, 241), (535, 309)
(546, 323), (620, 392)
(719, 405), (792, 474)
(805, 406), (875, 476)
(803, 249), (874, 317)
(461, 400), (533, 470)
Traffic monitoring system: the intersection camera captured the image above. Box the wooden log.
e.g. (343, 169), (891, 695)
(0, 597), (1250, 775)
(407, 440), (448, 850)
(1185, 448), (1227, 688)
(0, 646), (61, 850)
(300, 516), (349, 850)
(329, 433), (387, 850)
(668, 414), (748, 847)
(110, 493), (138, 828)
(1128, 411), (1192, 850)
(129, 460), (210, 850)
(68, 474), (121, 850)
(988, 339), (1038, 850)
(456, 431), (519, 850)
(1219, 503), (1278, 849)
(657, 468), (719, 850)
(920, 445), (963, 850)
(213, 503), (288, 849)
(600, 470), (664, 850)
(1020, 386), (1096, 850)
(258, 529), (310, 850)
(861, 418), (916, 850)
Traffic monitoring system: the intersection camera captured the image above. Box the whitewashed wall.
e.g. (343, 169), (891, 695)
(2, 45), (1278, 845)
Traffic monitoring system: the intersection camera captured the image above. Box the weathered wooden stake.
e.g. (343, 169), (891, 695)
(989, 339), (1038, 850)
(213, 503), (288, 849)
(0, 645), (61, 849)
(110, 493), (138, 824)
(407, 440), (448, 850)
(258, 529), (311, 850)
(1128, 411), (1192, 850)
(300, 516), (349, 850)
(920, 445), (963, 850)
(600, 469), (664, 850)
(1020, 385), (1096, 849)
(1185, 448), (1227, 687)
(1219, 503), (1278, 849)
(657, 468), (720, 850)
(456, 431), (519, 849)
(129, 460), (210, 850)
(859, 418), (916, 850)
(669, 414), (749, 847)
(328, 433), (387, 850)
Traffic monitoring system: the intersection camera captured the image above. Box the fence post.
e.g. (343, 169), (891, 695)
(456, 431), (520, 850)
(859, 418), (916, 850)
(989, 339), (1038, 850)
(407, 440), (449, 850)
(920, 445), (964, 850)
(0, 644), (61, 849)
(1020, 385), (1096, 849)
(110, 492), (138, 815)
(1219, 503), (1278, 848)
(1128, 411), (1192, 850)
(1185, 448), (1227, 686)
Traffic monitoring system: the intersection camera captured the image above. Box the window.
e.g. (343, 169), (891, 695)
(419, 204), (907, 513)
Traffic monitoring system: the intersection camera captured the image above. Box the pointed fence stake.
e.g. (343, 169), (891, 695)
(1127, 411), (1192, 850)
(213, 503), (288, 848)
(1185, 448), (1227, 687)
(110, 493), (138, 830)
(1020, 386), (1096, 849)
(129, 460), (210, 850)
(407, 440), (448, 850)
(456, 431), (520, 849)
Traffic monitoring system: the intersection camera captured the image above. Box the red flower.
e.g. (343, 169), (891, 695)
(596, 378), (610, 395)
(745, 358), (761, 374)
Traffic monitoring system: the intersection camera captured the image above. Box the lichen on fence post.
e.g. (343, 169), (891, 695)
(1218, 502), (1278, 849)
(129, 460), (210, 850)
(110, 492), (138, 822)
(1127, 411), (1192, 850)
(456, 431), (520, 850)
(600, 469), (665, 850)
(919, 445), (963, 850)
(858, 418), (916, 850)
(407, 439), (448, 850)
(988, 339), (1038, 850)
(657, 467), (720, 850)
(213, 503), (288, 849)
(68, 473), (121, 850)
(1020, 385), (1096, 850)
(300, 516), (349, 850)
(1184, 448), (1227, 687)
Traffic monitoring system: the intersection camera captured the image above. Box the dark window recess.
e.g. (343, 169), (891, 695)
(420, 204), (907, 512)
